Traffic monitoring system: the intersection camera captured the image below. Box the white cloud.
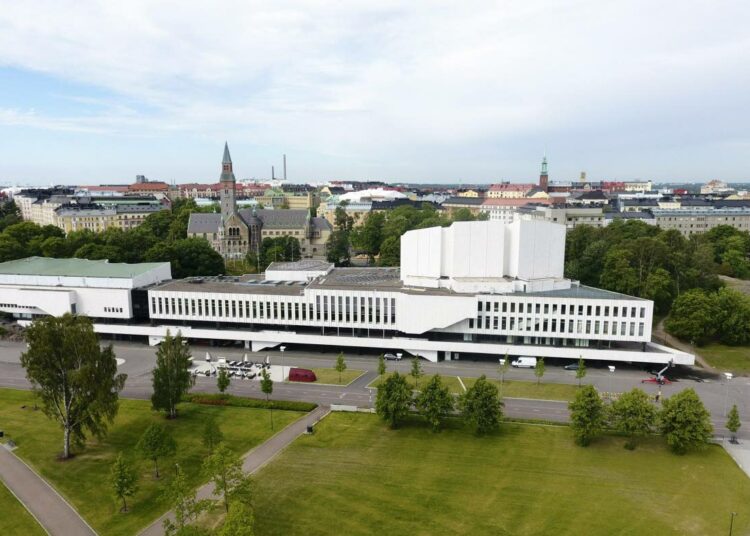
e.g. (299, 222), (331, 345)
(0, 0), (749, 180)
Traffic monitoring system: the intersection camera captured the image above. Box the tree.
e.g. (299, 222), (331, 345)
(202, 443), (249, 514)
(378, 236), (400, 266)
(714, 288), (750, 345)
(350, 211), (385, 263)
(460, 375), (503, 435)
(217, 367), (230, 393)
(162, 464), (211, 536)
(665, 289), (719, 345)
(375, 372), (412, 429)
(144, 238), (225, 279)
(151, 331), (195, 419)
(326, 229), (351, 266)
(498, 353), (510, 396)
(659, 388), (713, 454)
(110, 453), (138, 513)
(415, 375), (454, 432)
(377, 354), (386, 380)
(260, 368), (274, 430)
(568, 385), (605, 446)
(727, 405), (741, 443)
(410, 356), (424, 389)
(335, 352), (347, 384)
(575, 356), (586, 387)
(219, 501), (255, 536)
(534, 358), (545, 385)
(137, 423), (177, 479)
(609, 388), (657, 449)
(20, 314), (126, 459)
(202, 417), (224, 454)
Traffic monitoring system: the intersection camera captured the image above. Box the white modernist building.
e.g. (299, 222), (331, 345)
(0, 220), (692, 366)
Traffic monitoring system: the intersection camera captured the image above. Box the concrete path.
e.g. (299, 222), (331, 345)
(723, 439), (750, 480)
(653, 318), (714, 371)
(0, 446), (97, 536)
(139, 405), (330, 536)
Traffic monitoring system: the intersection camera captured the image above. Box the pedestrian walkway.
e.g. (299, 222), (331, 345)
(0, 445), (97, 536)
(723, 440), (750, 480)
(139, 405), (330, 536)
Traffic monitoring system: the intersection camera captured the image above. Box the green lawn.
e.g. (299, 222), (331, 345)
(254, 412), (750, 536)
(464, 377), (579, 401)
(0, 388), (303, 536)
(698, 343), (750, 374)
(310, 368), (366, 385)
(368, 373), (578, 401)
(0, 481), (45, 536)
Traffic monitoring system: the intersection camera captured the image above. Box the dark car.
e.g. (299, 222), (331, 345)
(384, 353), (401, 360)
(564, 363), (580, 371)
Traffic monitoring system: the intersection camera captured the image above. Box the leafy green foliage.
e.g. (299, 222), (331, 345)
(727, 405), (741, 441)
(184, 393), (316, 412)
(410, 356), (424, 389)
(335, 352), (347, 383)
(609, 388), (657, 449)
(575, 357), (586, 386)
(217, 367), (230, 393)
(110, 453), (138, 513)
(377, 354), (386, 378)
(534, 358), (545, 385)
(568, 385), (605, 446)
(260, 368), (274, 430)
(202, 443), (252, 514)
(151, 331), (195, 419)
(202, 417), (224, 454)
(666, 287), (750, 345)
(137, 423), (177, 479)
(162, 464), (211, 536)
(20, 314), (126, 458)
(659, 388), (713, 454)
(0, 199), (21, 232)
(375, 372), (412, 429)
(219, 501), (255, 536)
(415, 375), (454, 432)
(460, 375), (503, 435)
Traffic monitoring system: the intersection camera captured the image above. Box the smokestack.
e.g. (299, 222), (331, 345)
(272, 166), (275, 180)
(283, 154), (287, 181)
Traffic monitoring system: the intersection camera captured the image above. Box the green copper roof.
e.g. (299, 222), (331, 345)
(0, 257), (169, 278)
(222, 142), (232, 164)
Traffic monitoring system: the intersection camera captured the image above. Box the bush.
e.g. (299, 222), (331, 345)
(184, 393), (317, 412)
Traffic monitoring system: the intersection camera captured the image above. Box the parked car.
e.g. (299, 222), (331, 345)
(289, 368), (317, 382)
(511, 357), (537, 368)
(564, 362), (580, 371)
(384, 353), (401, 361)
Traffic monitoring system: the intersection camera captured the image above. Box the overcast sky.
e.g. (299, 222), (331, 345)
(1, 1), (748, 185)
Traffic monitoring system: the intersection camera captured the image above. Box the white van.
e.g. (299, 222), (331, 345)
(511, 356), (537, 368)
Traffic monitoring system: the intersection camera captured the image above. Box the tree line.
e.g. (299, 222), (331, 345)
(0, 198), (225, 278)
(326, 203), (488, 266)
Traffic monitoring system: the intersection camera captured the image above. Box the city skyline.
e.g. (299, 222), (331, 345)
(1, 1), (749, 185)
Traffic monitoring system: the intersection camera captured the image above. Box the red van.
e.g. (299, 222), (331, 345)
(288, 368), (317, 382)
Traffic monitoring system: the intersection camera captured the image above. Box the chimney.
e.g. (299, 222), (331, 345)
(283, 154), (287, 181)
(272, 166), (275, 180)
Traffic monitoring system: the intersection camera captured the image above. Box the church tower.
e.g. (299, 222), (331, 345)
(220, 142), (237, 222)
(539, 155), (549, 192)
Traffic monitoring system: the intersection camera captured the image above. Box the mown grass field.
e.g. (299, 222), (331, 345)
(0, 480), (45, 536)
(699, 343), (750, 374)
(0, 388), (303, 536)
(310, 367), (366, 385)
(368, 372), (578, 400)
(254, 412), (750, 536)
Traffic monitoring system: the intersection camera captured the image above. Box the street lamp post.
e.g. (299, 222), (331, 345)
(729, 512), (737, 536)
(280, 346), (286, 378)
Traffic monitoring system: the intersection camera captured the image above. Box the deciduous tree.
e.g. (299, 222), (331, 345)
(377, 354), (386, 380)
(410, 356), (424, 389)
(416, 375), (454, 432)
(217, 367), (230, 393)
(534, 358), (545, 385)
(137, 423), (177, 479)
(202, 444), (250, 514)
(460, 375), (503, 435)
(727, 404), (741, 443)
(575, 356), (586, 387)
(110, 453), (138, 513)
(335, 352), (347, 384)
(609, 388), (657, 449)
(659, 388), (713, 454)
(162, 464), (211, 536)
(202, 417), (224, 454)
(569, 385), (605, 446)
(375, 372), (412, 429)
(151, 331), (194, 419)
(260, 368), (274, 430)
(21, 314), (126, 459)
(219, 501), (255, 536)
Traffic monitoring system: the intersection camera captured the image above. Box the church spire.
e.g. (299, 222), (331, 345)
(539, 154), (549, 192)
(219, 142), (237, 222)
(222, 141), (232, 165)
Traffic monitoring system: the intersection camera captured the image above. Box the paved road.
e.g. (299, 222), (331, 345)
(139, 405), (330, 536)
(0, 446), (97, 536)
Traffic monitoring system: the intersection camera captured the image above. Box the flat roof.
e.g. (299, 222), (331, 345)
(513, 285), (647, 301)
(266, 260), (333, 272)
(152, 274), (308, 296)
(0, 257), (169, 278)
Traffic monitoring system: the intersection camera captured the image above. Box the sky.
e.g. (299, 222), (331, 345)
(0, 1), (749, 186)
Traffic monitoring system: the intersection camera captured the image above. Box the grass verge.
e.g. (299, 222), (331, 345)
(309, 368), (366, 386)
(0, 388), (304, 536)
(0, 480), (45, 536)
(185, 392), (317, 412)
(253, 412), (750, 536)
(698, 343), (750, 374)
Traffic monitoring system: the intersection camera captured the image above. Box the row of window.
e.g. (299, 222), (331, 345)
(469, 316), (645, 337)
(477, 301), (646, 319)
(104, 307), (124, 313)
(150, 294), (397, 326)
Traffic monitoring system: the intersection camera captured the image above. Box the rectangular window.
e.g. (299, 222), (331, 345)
(631, 307), (636, 317)
(211, 299), (216, 317)
(544, 304), (549, 314)
(640, 307), (645, 318)
(340, 296), (345, 322)
(478, 302), (483, 312)
(535, 304), (541, 314)
(502, 302), (507, 313)
(586, 320), (592, 334)
(604, 306), (609, 316)
(469, 319), (474, 329)
(494, 302), (499, 312)
(630, 322), (635, 336)
(346, 297), (351, 322)
(561, 304), (566, 315)
(578, 305), (584, 315)
(510, 303), (515, 313)
(368, 298), (373, 323)
(519, 303), (524, 314)
(587, 305), (592, 316)
(603, 321), (608, 334)
(621, 321), (626, 334)
(316, 296), (321, 321)
(594, 321), (600, 334)
(595, 306), (600, 316)
(493, 317), (498, 329)
(391, 298), (396, 324)
(225, 300), (229, 317)
(191, 299), (196, 316)
(638, 323), (644, 336)
(613, 306), (619, 317)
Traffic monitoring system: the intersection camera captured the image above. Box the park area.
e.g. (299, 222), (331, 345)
(252, 412), (750, 536)
(0, 388), (304, 536)
(0, 481), (45, 535)
(310, 367), (366, 385)
(368, 373), (578, 401)
(698, 343), (750, 374)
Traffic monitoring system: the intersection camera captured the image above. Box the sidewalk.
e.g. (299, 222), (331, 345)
(139, 405), (330, 536)
(0, 445), (97, 536)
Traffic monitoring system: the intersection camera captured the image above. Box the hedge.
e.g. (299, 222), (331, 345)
(185, 393), (317, 412)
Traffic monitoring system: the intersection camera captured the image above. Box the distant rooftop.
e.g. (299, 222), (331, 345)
(513, 284), (647, 301)
(0, 257), (169, 278)
(267, 260), (333, 272)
